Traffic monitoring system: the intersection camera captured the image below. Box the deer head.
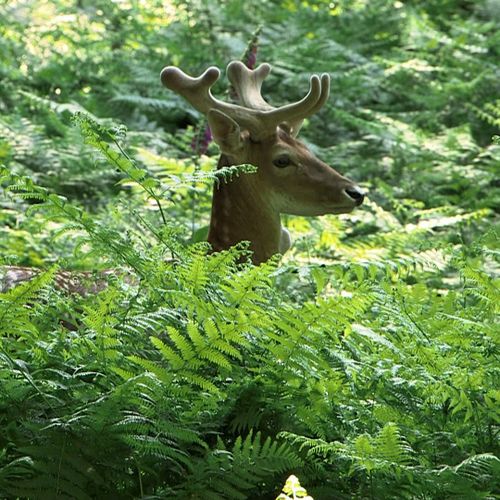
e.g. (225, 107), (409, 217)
(161, 61), (364, 264)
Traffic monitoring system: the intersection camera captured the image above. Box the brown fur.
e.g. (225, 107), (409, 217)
(208, 128), (362, 264)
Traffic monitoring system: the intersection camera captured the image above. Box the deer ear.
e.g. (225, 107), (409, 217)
(207, 109), (242, 155)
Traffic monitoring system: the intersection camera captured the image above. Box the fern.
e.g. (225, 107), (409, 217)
(130, 317), (247, 395)
(0, 265), (57, 337)
(175, 431), (301, 499)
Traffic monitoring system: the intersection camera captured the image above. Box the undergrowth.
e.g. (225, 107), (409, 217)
(1, 115), (498, 498)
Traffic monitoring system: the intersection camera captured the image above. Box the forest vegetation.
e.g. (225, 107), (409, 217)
(0, 0), (499, 498)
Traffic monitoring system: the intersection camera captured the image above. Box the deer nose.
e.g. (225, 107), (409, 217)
(344, 186), (365, 205)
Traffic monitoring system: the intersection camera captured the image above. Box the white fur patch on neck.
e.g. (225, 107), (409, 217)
(279, 227), (292, 254)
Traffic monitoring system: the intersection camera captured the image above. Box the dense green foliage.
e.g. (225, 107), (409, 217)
(0, 0), (499, 498)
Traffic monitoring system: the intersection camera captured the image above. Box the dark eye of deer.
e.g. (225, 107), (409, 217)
(273, 155), (291, 168)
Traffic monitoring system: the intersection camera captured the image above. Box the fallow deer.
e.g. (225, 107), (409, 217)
(161, 61), (365, 264)
(1, 61), (366, 293)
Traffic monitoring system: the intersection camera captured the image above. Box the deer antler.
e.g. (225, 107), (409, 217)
(227, 61), (330, 136)
(226, 61), (272, 110)
(283, 72), (330, 136)
(161, 61), (330, 139)
(161, 65), (263, 134)
(161, 65), (221, 114)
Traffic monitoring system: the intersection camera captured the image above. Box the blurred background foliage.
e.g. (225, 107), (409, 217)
(0, 0), (499, 498)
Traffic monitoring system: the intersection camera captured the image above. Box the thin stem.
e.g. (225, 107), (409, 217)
(112, 138), (167, 226)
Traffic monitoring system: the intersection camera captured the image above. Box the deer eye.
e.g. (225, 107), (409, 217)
(273, 155), (292, 168)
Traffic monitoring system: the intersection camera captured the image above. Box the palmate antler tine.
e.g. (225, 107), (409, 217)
(161, 64), (263, 133)
(226, 62), (330, 137)
(310, 73), (331, 115)
(286, 73), (331, 136)
(160, 66), (221, 114)
(226, 61), (272, 110)
(260, 73), (325, 133)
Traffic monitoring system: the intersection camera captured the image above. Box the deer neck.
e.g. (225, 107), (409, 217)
(208, 155), (289, 264)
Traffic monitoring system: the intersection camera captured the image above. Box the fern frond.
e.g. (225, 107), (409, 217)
(0, 265), (57, 336)
(175, 431), (301, 498)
